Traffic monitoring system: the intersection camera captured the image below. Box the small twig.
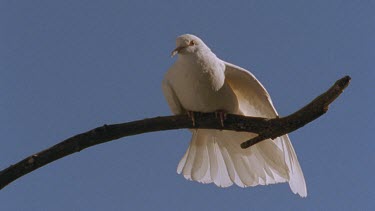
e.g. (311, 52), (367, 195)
(0, 76), (351, 190)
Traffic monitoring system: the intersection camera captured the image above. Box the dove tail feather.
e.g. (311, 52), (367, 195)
(177, 129), (305, 193)
(281, 135), (307, 197)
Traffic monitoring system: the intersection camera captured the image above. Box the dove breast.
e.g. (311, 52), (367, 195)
(165, 52), (239, 114)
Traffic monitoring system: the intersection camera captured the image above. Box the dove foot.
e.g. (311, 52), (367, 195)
(215, 110), (227, 127)
(187, 111), (196, 127)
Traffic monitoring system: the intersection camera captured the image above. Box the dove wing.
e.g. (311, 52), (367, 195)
(224, 61), (307, 197)
(162, 77), (185, 115)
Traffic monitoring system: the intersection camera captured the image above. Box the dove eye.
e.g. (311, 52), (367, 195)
(189, 40), (197, 46)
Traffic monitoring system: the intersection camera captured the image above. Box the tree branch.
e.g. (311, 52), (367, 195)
(0, 76), (351, 190)
(241, 75), (351, 148)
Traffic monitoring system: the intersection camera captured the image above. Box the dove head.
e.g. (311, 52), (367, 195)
(171, 34), (210, 57)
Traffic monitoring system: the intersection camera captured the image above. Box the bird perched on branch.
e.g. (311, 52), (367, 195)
(162, 34), (307, 197)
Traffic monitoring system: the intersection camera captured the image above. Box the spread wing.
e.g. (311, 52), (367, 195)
(224, 61), (307, 197)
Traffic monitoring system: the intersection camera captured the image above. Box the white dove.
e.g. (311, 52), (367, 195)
(162, 34), (307, 197)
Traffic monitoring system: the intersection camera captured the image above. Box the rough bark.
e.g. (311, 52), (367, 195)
(0, 76), (351, 190)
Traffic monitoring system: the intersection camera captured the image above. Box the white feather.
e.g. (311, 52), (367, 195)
(163, 34), (307, 197)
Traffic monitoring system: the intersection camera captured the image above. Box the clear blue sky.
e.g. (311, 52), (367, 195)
(1, 1), (374, 210)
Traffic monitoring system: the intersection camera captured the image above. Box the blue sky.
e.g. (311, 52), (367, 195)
(1, 1), (374, 210)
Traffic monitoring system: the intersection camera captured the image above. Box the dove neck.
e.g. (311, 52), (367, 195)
(177, 48), (215, 63)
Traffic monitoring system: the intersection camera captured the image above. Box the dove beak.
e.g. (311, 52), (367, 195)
(171, 46), (186, 57)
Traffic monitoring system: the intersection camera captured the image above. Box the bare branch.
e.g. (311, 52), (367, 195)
(240, 75), (351, 148)
(0, 76), (351, 190)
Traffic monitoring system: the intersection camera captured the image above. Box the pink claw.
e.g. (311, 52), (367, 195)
(187, 111), (196, 127)
(215, 110), (227, 127)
